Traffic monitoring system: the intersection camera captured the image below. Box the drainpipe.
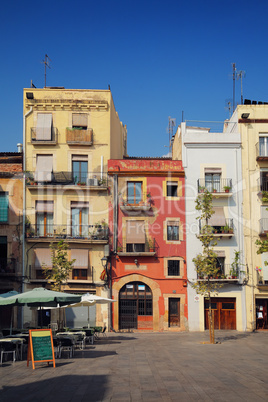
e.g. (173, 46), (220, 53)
(22, 107), (33, 323)
(101, 155), (103, 180)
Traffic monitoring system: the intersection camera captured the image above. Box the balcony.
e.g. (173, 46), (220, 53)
(198, 264), (240, 282)
(25, 224), (109, 243)
(119, 192), (153, 212)
(31, 127), (58, 145)
(199, 219), (234, 238)
(197, 179), (232, 197)
(117, 238), (157, 256)
(259, 219), (268, 236)
(66, 128), (93, 145)
(25, 171), (108, 189)
(256, 142), (268, 161)
(0, 258), (18, 276)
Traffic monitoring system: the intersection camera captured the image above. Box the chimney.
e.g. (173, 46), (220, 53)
(17, 143), (23, 153)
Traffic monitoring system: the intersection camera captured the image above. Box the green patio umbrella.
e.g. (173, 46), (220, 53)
(0, 290), (19, 334)
(0, 288), (81, 307)
(0, 288), (81, 328)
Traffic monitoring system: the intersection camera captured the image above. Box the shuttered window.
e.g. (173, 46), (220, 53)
(36, 113), (52, 140)
(70, 249), (88, 268)
(35, 248), (52, 268)
(126, 221), (145, 244)
(72, 113), (88, 128)
(35, 155), (53, 182)
(0, 192), (8, 223)
(208, 207), (226, 227)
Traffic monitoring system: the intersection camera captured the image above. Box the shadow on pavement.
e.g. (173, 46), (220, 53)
(0, 375), (108, 402)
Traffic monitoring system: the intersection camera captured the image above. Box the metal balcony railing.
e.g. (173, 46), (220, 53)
(31, 127), (58, 144)
(25, 171), (108, 187)
(25, 224), (109, 241)
(117, 237), (156, 254)
(0, 258), (17, 274)
(199, 219), (234, 235)
(197, 178), (232, 193)
(198, 264), (240, 280)
(120, 192), (153, 208)
(258, 177), (268, 192)
(259, 219), (268, 235)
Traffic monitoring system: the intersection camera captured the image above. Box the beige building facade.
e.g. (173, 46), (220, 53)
(23, 87), (127, 329)
(234, 103), (268, 330)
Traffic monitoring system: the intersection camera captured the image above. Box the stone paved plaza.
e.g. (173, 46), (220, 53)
(0, 331), (268, 401)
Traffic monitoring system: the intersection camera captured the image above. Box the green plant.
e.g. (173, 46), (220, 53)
(198, 186), (205, 193)
(147, 238), (154, 249)
(224, 186), (231, 192)
(230, 251), (240, 277)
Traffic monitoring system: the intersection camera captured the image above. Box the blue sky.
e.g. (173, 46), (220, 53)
(1, 0), (268, 156)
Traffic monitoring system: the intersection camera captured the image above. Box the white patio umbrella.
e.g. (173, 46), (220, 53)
(0, 291), (19, 335)
(65, 293), (116, 328)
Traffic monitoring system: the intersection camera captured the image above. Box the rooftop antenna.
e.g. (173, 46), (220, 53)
(236, 70), (246, 105)
(232, 63), (236, 112)
(167, 116), (176, 154)
(225, 99), (232, 119)
(41, 54), (51, 88)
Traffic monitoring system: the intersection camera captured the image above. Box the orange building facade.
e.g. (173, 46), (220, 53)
(108, 158), (187, 331)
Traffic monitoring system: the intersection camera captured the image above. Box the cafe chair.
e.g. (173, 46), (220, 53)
(0, 342), (16, 364)
(74, 333), (85, 350)
(59, 337), (74, 358)
(101, 326), (107, 338)
(53, 338), (61, 358)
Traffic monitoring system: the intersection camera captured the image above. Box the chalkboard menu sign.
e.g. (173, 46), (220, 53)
(27, 329), (56, 369)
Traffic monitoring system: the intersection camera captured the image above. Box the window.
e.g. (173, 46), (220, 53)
(36, 113), (52, 140)
(168, 260), (180, 276)
(259, 135), (268, 157)
(207, 207), (226, 233)
(72, 113), (88, 130)
(216, 257), (225, 276)
(204, 169), (221, 192)
(127, 181), (142, 204)
(0, 236), (7, 272)
(72, 155), (88, 183)
(36, 201), (53, 237)
(260, 171), (268, 192)
(166, 181), (178, 197)
(126, 220), (145, 252)
(34, 248), (52, 279)
(72, 269), (87, 280)
(0, 192), (8, 223)
(35, 154), (53, 182)
(167, 221), (179, 241)
(71, 202), (88, 237)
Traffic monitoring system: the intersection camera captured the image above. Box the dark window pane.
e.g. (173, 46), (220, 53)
(167, 225), (179, 241)
(168, 260), (180, 276)
(222, 303), (235, 310)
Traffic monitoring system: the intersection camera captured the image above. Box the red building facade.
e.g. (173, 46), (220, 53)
(108, 158), (187, 331)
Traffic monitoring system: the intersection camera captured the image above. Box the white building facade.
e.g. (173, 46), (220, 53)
(174, 121), (247, 331)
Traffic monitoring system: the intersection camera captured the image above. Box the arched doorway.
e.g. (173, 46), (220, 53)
(119, 282), (153, 330)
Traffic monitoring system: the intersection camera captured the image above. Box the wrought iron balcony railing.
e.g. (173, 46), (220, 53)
(117, 238), (156, 254)
(199, 219), (234, 235)
(25, 224), (109, 241)
(198, 264), (240, 280)
(0, 258), (18, 274)
(197, 178), (232, 193)
(25, 171), (108, 187)
(31, 127), (58, 144)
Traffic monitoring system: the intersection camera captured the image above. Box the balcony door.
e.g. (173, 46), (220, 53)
(71, 202), (88, 237)
(169, 298), (180, 327)
(72, 155), (88, 183)
(127, 181), (142, 205)
(36, 201), (54, 237)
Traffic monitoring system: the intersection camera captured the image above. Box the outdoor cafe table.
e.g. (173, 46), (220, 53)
(0, 337), (25, 360)
(56, 331), (86, 349)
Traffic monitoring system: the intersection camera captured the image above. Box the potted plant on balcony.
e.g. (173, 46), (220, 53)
(148, 238), (154, 252)
(224, 185), (231, 193)
(230, 251), (240, 279)
(198, 186), (205, 193)
(212, 188), (217, 193)
(117, 245), (122, 252)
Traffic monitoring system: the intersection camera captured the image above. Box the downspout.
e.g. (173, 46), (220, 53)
(101, 155), (103, 180)
(22, 107), (33, 321)
(111, 174), (118, 330)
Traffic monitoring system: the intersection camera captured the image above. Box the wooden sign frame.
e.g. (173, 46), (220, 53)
(27, 329), (56, 369)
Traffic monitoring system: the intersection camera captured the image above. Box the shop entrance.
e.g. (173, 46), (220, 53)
(256, 299), (268, 330)
(119, 282), (153, 330)
(204, 297), (236, 330)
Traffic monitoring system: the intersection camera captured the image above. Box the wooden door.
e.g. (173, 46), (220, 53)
(205, 298), (236, 330)
(169, 298), (180, 327)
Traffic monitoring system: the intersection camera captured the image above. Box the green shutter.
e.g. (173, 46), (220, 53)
(0, 193), (8, 222)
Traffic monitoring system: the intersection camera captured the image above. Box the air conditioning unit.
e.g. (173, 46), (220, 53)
(87, 177), (98, 186)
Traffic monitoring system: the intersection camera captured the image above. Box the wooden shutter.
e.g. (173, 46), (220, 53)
(126, 220), (145, 243)
(36, 113), (52, 140)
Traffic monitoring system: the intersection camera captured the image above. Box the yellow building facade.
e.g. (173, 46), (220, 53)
(23, 88), (127, 328)
(236, 103), (268, 331)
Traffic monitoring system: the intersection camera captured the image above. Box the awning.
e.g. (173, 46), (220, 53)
(35, 248), (52, 268)
(71, 249), (88, 268)
(208, 207), (225, 226)
(36, 113), (52, 140)
(126, 220), (145, 244)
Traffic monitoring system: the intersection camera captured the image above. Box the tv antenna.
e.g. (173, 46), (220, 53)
(236, 70), (246, 105)
(167, 116), (176, 153)
(232, 63), (236, 112)
(225, 99), (232, 119)
(41, 54), (51, 88)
